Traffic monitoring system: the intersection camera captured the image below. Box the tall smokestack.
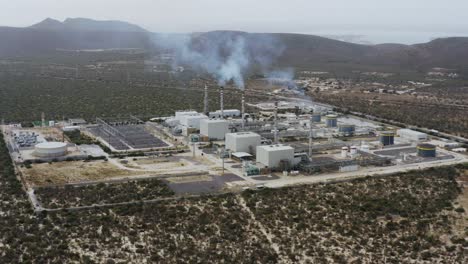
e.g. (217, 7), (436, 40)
(220, 86), (224, 119)
(204, 85), (209, 115)
(41, 112), (45, 127)
(309, 115), (313, 161)
(241, 90), (245, 129)
(274, 98), (279, 144)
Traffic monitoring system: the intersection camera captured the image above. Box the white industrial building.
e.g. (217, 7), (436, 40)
(209, 109), (241, 119)
(34, 142), (68, 157)
(225, 132), (261, 154)
(397, 129), (428, 141)
(62, 126), (80, 132)
(179, 113), (208, 129)
(175, 111), (198, 121)
(256, 144), (297, 169)
(200, 119), (229, 140)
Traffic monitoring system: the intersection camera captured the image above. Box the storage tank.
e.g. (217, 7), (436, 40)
(380, 131), (395, 146)
(417, 143), (436, 157)
(338, 124), (355, 134)
(350, 146), (358, 156)
(325, 115), (338, 127)
(34, 142), (68, 157)
(341, 147), (348, 158)
(311, 114), (321, 123)
(360, 144), (370, 152)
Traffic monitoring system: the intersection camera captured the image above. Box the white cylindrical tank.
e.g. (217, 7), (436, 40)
(350, 146), (358, 155)
(341, 147), (348, 158)
(360, 144), (370, 152)
(34, 142), (68, 157)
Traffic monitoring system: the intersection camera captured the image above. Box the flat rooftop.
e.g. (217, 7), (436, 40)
(202, 119), (228, 123)
(227, 132), (260, 138)
(258, 144), (293, 151)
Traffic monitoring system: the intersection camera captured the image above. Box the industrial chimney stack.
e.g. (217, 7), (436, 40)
(309, 115), (313, 161)
(41, 112), (46, 128)
(274, 99), (279, 144)
(241, 90), (245, 129)
(220, 86), (224, 119)
(204, 85), (209, 115)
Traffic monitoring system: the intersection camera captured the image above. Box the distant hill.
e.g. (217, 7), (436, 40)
(0, 18), (152, 56)
(30, 17), (147, 32)
(1, 18), (468, 73)
(186, 31), (468, 72)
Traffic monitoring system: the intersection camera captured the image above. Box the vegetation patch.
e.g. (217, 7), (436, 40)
(34, 179), (175, 208)
(0, 132), (466, 263)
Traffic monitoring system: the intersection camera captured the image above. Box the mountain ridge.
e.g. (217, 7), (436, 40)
(29, 17), (147, 32)
(1, 18), (467, 72)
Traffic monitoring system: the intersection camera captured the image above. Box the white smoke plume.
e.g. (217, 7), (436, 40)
(152, 31), (286, 89)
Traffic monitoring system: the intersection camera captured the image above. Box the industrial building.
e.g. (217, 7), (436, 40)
(398, 129), (428, 141)
(200, 119), (229, 140)
(311, 114), (321, 122)
(179, 113), (208, 129)
(63, 126), (80, 132)
(225, 132), (261, 154)
(175, 111), (198, 121)
(69, 118), (87, 126)
(209, 109), (241, 119)
(256, 144), (297, 169)
(34, 142), (68, 158)
(338, 124), (355, 135)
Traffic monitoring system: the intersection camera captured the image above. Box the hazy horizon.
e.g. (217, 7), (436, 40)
(1, 0), (468, 44)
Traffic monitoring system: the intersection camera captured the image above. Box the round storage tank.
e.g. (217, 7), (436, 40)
(34, 142), (68, 158)
(341, 147), (348, 158)
(338, 124), (355, 134)
(417, 143), (436, 158)
(326, 115), (338, 127)
(380, 131), (395, 146)
(311, 114), (321, 123)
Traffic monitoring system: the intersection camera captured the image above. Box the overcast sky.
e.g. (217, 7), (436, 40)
(1, 0), (468, 42)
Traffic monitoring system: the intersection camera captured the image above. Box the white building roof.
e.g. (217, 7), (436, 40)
(258, 144), (294, 152)
(227, 132), (260, 138)
(232, 152), (253, 158)
(398, 129), (427, 136)
(202, 119), (228, 124)
(212, 109), (240, 113)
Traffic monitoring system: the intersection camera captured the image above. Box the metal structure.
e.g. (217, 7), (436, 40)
(311, 114), (321, 122)
(34, 142), (68, 157)
(220, 86), (224, 119)
(204, 85), (209, 115)
(300, 150), (390, 173)
(380, 131), (395, 146)
(309, 116), (313, 160)
(274, 99), (279, 144)
(326, 114), (338, 127)
(41, 112), (46, 128)
(241, 90), (245, 129)
(338, 124), (355, 135)
(91, 117), (168, 150)
(417, 143), (436, 157)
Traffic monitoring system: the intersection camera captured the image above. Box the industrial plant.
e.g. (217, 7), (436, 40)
(2, 83), (467, 199)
